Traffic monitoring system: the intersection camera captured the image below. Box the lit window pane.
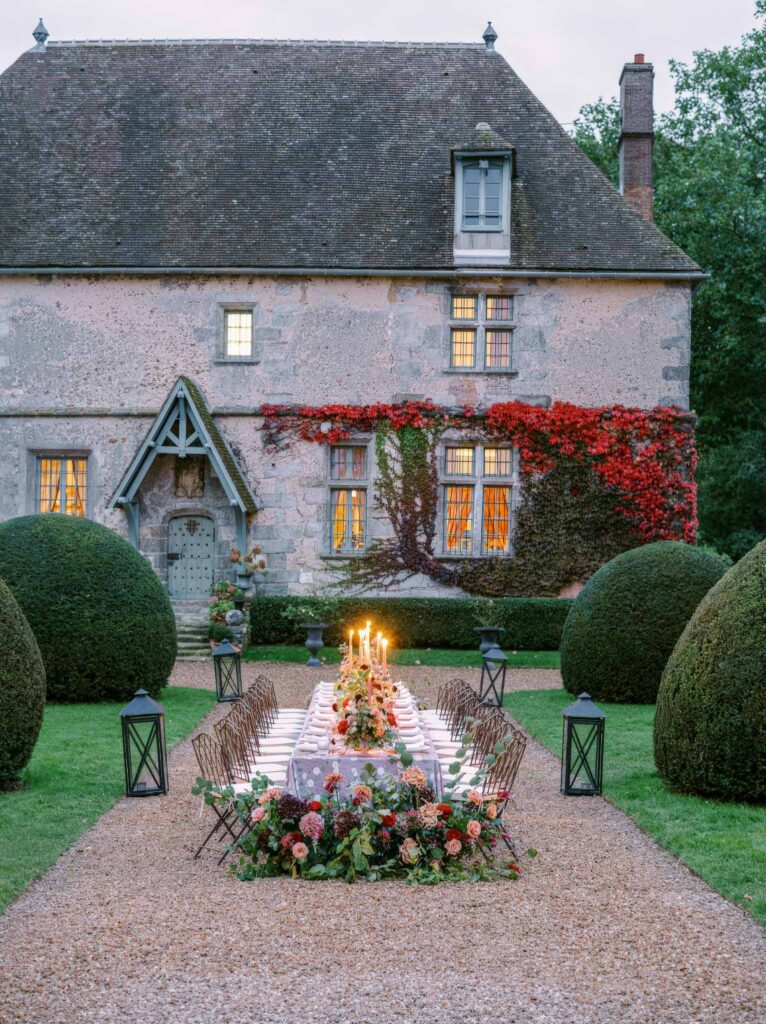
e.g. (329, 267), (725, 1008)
(445, 485), (474, 553)
(38, 456), (87, 517)
(486, 330), (512, 369)
(451, 296), (477, 320)
(445, 447), (475, 475)
(486, 296), (513, 320)
(484, 448), (512, 476)
(451, 329), (476, 368)
(331, 489), (366, 552)
(483, 486), (511, 554)
(331, 446), (367, 480)
(224, 310), (253, 358)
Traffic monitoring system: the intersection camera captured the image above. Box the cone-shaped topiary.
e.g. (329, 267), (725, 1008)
(0, 575), (45, 789)
(560, 541), (728, 704)
(0, 515), (176, 702)
(654, 539), (766, 802)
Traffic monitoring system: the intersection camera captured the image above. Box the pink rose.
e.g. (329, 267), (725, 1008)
(292, 842), (309, 862)
(250, 807), (265, 823)
(466, 819), (481, 839)
(467, 789), (482, 806)
(486, 803), (498, 820)
(445, 838), (462, 857)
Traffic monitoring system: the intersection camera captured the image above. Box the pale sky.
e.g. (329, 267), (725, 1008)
(1, 0), (758, 123)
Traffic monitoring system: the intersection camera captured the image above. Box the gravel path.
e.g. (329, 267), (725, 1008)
(1, 666), (764, 1024)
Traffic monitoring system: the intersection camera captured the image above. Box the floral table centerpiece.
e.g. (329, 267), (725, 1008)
(333, 622), (398, 753)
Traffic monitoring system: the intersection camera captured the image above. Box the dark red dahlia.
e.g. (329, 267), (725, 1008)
(333, 810), (361, 839)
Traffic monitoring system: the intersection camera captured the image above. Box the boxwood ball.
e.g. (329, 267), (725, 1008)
(0, 576), (45, 788)
(0, 515), (176, 702)
(654, 538), (766, 802)
(560, 541), (727, 704)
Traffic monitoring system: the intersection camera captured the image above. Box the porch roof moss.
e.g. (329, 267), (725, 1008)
(180, 377), (258, 513)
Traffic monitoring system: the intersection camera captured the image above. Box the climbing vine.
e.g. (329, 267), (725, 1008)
(261, 400), (697, 597)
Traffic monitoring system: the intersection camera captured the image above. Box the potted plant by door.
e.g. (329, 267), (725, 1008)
(231, 546), (266, 591)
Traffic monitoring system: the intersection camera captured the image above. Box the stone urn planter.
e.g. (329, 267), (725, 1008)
(473, 625), (506, 654)
(235, 568), (254, 591)
(300, 622), (328, 667)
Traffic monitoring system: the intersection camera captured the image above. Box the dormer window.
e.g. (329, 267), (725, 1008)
(462, 159), (503, 230)
(452, 126), (513, 266)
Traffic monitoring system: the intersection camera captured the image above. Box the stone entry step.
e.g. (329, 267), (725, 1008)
(171, 598), (211, 660)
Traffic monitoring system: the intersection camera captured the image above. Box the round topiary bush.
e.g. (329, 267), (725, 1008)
(654, 538), (766, 802)
(0, 575), (45, 789)
(560, 541), (727, 704)
(0, 515), (176, 702)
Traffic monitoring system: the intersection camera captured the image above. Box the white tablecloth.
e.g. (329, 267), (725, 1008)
(286, 682), (443, 799)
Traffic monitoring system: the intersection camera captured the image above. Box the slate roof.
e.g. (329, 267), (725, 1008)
(0, 37), (700, 274)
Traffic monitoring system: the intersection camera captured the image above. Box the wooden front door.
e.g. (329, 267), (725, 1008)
(167, 515), (215, 598)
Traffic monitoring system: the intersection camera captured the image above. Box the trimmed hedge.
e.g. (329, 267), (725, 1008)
(560, 541), (728, 703)
(0, 576), (45, 789)
(654, 538), (766, 802)
(250, 595), (572, 650)
(0, 515), (176, 702)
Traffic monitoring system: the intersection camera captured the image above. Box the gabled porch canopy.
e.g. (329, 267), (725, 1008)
(109, 376), (257, 551)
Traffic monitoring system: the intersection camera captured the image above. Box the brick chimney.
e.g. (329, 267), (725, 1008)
(618, 54), (654, 220)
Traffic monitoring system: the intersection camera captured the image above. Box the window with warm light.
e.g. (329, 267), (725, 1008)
(448, 294), (513, 371)
(329, 445), (368, 553)
(223, 309), (253, 359)
(37, 455), (87, 516)
(442, 444), (515, 556)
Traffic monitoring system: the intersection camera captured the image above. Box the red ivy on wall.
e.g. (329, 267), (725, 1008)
(262, 399), (697, 542)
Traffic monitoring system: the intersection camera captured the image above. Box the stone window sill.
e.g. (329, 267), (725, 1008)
(444, 368), (518, 376)
(320, 552), (369, 561)
(214, 357), (261, 366)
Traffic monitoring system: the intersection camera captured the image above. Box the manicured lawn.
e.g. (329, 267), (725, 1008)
(0, 686), (214, 914)
(505, 689), (766, 927)
(243, 644), (561, 669)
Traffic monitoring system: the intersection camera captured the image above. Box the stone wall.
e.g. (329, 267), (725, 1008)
(0, 272), (693, 597)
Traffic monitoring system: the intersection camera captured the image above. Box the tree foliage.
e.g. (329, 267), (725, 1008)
(573, 3), (766, 557)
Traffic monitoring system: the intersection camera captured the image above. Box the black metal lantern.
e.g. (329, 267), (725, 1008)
(211, 638), (242, 702)
(300, 622), (328, 667)
(478, 643), (508, 706)
(473, 625), (506, 655)
(119, 689), (168, 797)
(561, 692), (605, 796)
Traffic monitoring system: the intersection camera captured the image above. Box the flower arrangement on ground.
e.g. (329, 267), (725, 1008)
(193, 736), (531, 884)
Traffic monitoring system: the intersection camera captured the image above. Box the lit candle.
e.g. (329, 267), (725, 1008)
(348, 629), (354, 663)
(375, 631), (382, 661)
(381, 638), (388, 671)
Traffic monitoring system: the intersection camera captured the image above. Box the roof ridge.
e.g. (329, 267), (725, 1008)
(46, 38), (485, 49)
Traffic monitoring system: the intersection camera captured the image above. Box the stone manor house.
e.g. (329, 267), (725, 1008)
(0, 21), (702, 605)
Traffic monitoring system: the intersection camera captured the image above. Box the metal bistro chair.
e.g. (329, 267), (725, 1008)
(214, 716), (289, 787)
(192, 732), (252, 864)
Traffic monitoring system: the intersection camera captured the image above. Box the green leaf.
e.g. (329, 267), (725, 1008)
(400, 752), (414, 767)
(455, 747), (467, 759)
(527, 847), (538, 859)
(494, 741), (506, 755)
(448, 761), (462, 775)
(484, 754), (496, 766)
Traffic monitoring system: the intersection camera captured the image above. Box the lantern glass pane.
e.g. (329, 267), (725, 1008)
(564, 719), (603, 794)
(215, 654), (242, 701)
(124, 717), (164, 794)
